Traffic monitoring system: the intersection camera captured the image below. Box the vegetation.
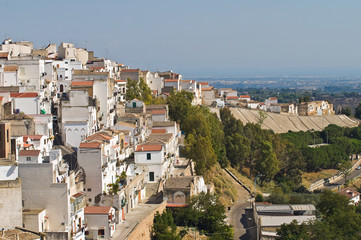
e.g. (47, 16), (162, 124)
(152, 210), (181, 240)
(170, 193), (234, 240)
(277, 190), (361, 240)
(125, 77), (157, 104)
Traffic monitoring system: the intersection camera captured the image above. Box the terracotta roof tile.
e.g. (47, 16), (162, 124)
(0, 52), (9, 58)
(84, 206), (111, 214)
(165, 79), (179, 82)
(23, 135), (43, 140)
(151, 129), (167, 134)
(269, 97), (278, 100)
(240, 95), (250, 98)
(19, 150), (41, 156)
(86, 132), (113, 141)
(136, 145), (162, 152)
(10, 92), (38, 98)
(79, 142), (102, 149)
(71, 81), (93, 86)
(4, 65), (18, 72)
(152, 110), (166, 115)
(121, 69), (139, 72)
(115, 79), (127, 83)
(198, 82), (209, 85)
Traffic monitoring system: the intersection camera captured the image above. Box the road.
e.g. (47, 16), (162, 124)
(324, 167), (361, 190)
(223, 170), (256, 240)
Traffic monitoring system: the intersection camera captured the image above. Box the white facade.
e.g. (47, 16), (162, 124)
(147, 72), (164, 93)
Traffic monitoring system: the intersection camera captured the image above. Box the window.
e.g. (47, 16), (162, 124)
(7, 129), (9, 142)
(87, 188), (91, 192)
(88, 198), (92, 202)
(149, 172), (155, 181)
(147, 153), (151, 160)
(26, 157), (31, 161)
(98, 229), (105, 237)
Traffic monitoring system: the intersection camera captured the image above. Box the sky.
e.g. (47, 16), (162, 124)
(2, 0), (361, 77)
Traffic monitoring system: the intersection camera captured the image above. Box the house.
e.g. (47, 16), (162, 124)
(265, 97), (278, 109)
(10, 92), (41, 114)
(157, 71), (181, 81)
(58, 42), (88, 65)
(2, 113), (36, 137)
(119, 69), (141, 82)
(135, 144), (167, 183)
(280, 103), (297, 115)
(152, 109), (167, 122)
(181, 80), (202, 105)
(239, 95), (251, 102)
(201, 86), (215, 105)
(125, 99), (145, 114)
(298, 101), (334, 116)
(164, 79), (180, 91)
(269, 104), (281, 113)
(338, 187), (360, 205)
(247, 101), (260, 109)
(19, 152), (85, 239)
(254, 203), (316, 240)
(1, 65), (18, 86)
(151, 121), (180, 138)
(18, 150), (42, 163)
(226, 96), (240, 106)
(27, 114), (53, 138)
(114, 79), (127, 102)
(60, 89), (98, 148)
(78, 130), (125, 203)
(142, 71), (164, 94)
(163, 176), (207, 207)
(84, 206), (116, 239)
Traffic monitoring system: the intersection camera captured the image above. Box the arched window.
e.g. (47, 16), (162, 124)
(60, 84), (64, 92)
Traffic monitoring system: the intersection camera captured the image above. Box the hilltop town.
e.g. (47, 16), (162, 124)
(2, 39), (361, 240)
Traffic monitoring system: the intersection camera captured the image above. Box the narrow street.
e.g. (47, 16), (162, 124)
(223, 170), (257, 240)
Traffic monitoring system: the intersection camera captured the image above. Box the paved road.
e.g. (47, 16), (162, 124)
(325, 167), (361, 190)
(223, 170), (256, 240)
(111, 203), (161, 240)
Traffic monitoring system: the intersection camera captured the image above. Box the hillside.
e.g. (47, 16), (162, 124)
(211, 108), (358, 133)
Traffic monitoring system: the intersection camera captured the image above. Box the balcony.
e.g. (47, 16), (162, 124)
(71, 194), (86, 215)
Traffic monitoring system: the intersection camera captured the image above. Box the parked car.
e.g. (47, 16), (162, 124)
(356, 166), (361, 170)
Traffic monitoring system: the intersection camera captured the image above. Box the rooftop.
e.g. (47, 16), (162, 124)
(4, 65), (18, 72)
(201, 87), (214, 91)
(23, 135), (43, 141)
(148, 133), (173, 143)
(151, 129), (167, 134)
(339, 187), (360, 199)
(10, 92), (38, 98)
(71, 81), (93, 86)
(164, 176), (195, 190)
(152, 121), (176, 127)
(136, 144), (162, 152)
(19, 150), (41, 156)
(85, 206), (111, 214)
(86, 132), (113, 141)
(259, 215), (316, 227)
(152, 109), (166, 115)
(79, 142), (102, 149)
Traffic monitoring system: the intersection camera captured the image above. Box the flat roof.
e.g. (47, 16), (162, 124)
(259, 215), (316, 227)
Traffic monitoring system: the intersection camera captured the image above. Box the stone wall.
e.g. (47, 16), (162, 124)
(126, 202), (167, 240)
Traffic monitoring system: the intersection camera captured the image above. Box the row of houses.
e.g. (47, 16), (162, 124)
(0, 38), (211, 240)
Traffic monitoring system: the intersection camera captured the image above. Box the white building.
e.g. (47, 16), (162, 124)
(84, 206), (116, 239)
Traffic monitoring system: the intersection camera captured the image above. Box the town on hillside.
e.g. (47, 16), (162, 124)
(1, 38), (361, 240)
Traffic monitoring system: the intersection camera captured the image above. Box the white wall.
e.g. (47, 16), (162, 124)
(19, 163), (70, 232)
(14, 97), (39, 114)
(0, 179), (22, 229)
(0, 165), (18, 180)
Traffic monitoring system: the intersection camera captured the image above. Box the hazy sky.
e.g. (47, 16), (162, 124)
(2, 0), (361, 77)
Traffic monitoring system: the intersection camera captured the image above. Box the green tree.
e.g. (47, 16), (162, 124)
(125, 79), (141, 100)
(139, 77), (152, 104)
(184, 133), (217, 175)
(167, 90), (193, 125)
(225, 133), (250, 168)
(341, 106), (352, 116)
(254, 140), (279, 183)
(355, 103), (361, 119)
(152, 210), (181, 240)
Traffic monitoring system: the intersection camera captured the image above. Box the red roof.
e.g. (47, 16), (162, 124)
(121, 69), (139, 73)
(23, 143), (31, 148)
(166, 204), (189, 208)
(165, 79), (179, 82)
(79, 142), (102, 149)
(115, 79), (127, 83)
(10, 92), (38, 98)
(0, 52), (9, 58)
(4, 65), (18, 72)
(23, 135), (43, 141)
(240, 95), (250, 98)
(269, 97), (278, 100)
(226, 96), (239, 100)
(152, 110), (166, 115)
(19, 150), (41, 156)
(151, 129), (167, 134)
(86, 132), (113, 141)
(198, 82), (209, 85)
(0, 96), (3, 101)
(136, 145), (162, 152)
(72, 192), (85, 198)
(84, 206), (111, 215)
(71, 81), (93, 86)
(89, 66), (104, 70)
